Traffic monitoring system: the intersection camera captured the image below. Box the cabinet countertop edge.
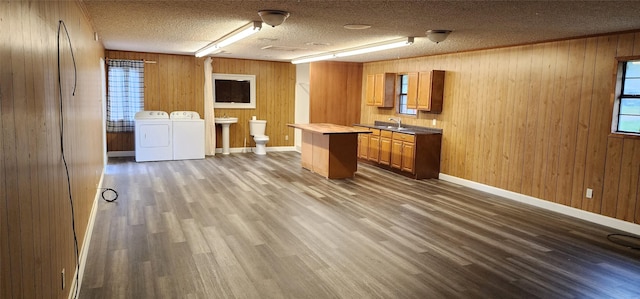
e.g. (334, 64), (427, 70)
(354, 123), (443, 135)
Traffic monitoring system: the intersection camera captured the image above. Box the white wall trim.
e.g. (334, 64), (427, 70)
(69, 169), (104, 299)
(294, 64), (310, 151)
(107, 150), (134, 157)
(439, 173), (640, 235)
(214, 146), (296, 154)
(110, 148), (297, 158)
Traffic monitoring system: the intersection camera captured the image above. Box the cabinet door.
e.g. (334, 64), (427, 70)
(391, 139), (403, 169)
(374, 73), (384, 106)
(406, 72), (418, 109)
(379, 137), (392, 166)
(401, 142), (415, 173)
(417, 70), (445, 113)
(368, 135), (380, 162)
(365, 74), (375, 106)
(373, 73), (396, 107)
(416, 71), (432, 111)
(358, 133), (369, 159)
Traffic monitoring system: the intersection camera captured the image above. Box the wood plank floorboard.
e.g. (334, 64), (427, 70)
(80, 151), (640, 298)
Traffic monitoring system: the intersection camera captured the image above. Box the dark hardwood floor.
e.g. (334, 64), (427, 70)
(79, 151), (640, 298)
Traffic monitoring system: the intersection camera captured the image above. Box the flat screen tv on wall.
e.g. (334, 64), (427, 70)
(212, 73), (256, 109)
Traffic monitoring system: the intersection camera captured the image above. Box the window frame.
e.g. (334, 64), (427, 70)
(612, 56), (640, 137)
(396, 73), (417, 116)
(106, 59), (145, 133)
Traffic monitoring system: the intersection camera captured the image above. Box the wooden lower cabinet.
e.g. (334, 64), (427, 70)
(358, 133), (369, 159)
(357, 127), (441, 179)
(357, 128), (381, 162)
(391, 132), (415, 171)
(391, 139), (403, 169)
(379, 131), (392, 166)
(369, 134), (380, 162)
(401, 142), (414, 173)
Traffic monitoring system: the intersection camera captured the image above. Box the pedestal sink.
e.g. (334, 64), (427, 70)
(214, 117), (238, 155)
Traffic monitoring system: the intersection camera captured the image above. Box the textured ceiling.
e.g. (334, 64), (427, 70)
(82, 1), (640, 63)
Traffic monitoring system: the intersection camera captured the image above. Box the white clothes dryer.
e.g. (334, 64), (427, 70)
(170, 111), (205, 160)
(134, 111), (173, 162)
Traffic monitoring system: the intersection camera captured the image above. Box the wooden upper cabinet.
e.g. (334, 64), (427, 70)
(417, 70), (445, 113)
(406, 72), (419, 109)
(365, 74), (375, 106)
(366, 73), (396, 107)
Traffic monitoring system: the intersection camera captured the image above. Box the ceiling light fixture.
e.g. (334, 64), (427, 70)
(343, 24), (372, 30)
(335, 37), (414, 57)
(258, 10), (290, 27)
(426, 30), (452, 44)
(291, 37), (414, 64)
(195, 21), (262, 57)
(291, 54), (337, 64)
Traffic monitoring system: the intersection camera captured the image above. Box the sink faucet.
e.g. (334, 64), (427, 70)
(389, 117), (401, 129)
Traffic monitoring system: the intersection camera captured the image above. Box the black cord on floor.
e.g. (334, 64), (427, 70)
(58, 19), (80, 299)
(100, 188), (119, 202)
(607, 233), (640, 250)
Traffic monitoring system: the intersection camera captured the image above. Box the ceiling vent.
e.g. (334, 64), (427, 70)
(261, 45), (305, 52)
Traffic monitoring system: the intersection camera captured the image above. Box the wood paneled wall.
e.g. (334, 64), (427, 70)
(1, 1), (105, 298)
(309, 61), (362, 125)
(105, 51), (205, 151)
(105, 55), (296, 151)
(362, 32), (640, 225)
(212, 58), (296, 149)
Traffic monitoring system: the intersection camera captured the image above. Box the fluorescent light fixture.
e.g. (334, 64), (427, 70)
(291, 37), (414, 64)
(195, 44), (222, 57)
(195, 21), (262, 57)
(291, 54), (336, 64)
(335, 37), (414, 57)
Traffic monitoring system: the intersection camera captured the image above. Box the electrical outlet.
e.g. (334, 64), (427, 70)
(61, 268), (65, 290)
(285, 135), (289, 141)
(432, 119), (436, 126)
(586, 188), (593, 199)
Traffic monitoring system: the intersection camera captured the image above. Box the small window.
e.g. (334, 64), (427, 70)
(106, 59), (144, 133)
(614, 59), (640, 134)
(398, 74), (416, 115)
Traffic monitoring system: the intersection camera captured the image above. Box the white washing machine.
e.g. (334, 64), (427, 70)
(171, 111), (205, 160)
(134, 111), (173, 162)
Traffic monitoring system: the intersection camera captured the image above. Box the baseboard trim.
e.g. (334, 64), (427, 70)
(214, 146), (296, 154)
(107, 150), (134, 157)
(438, 173), (640, 235)
(68, 169), (104, 299)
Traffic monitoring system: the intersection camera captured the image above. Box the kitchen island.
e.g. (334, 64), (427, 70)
(288, 123), (372, 179)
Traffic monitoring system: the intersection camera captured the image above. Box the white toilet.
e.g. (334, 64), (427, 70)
(249, 119), (269, 155)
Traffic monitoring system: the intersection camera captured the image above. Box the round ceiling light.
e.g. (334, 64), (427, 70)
(426, 30), (452, 44)
(258, 10), (290, 27)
